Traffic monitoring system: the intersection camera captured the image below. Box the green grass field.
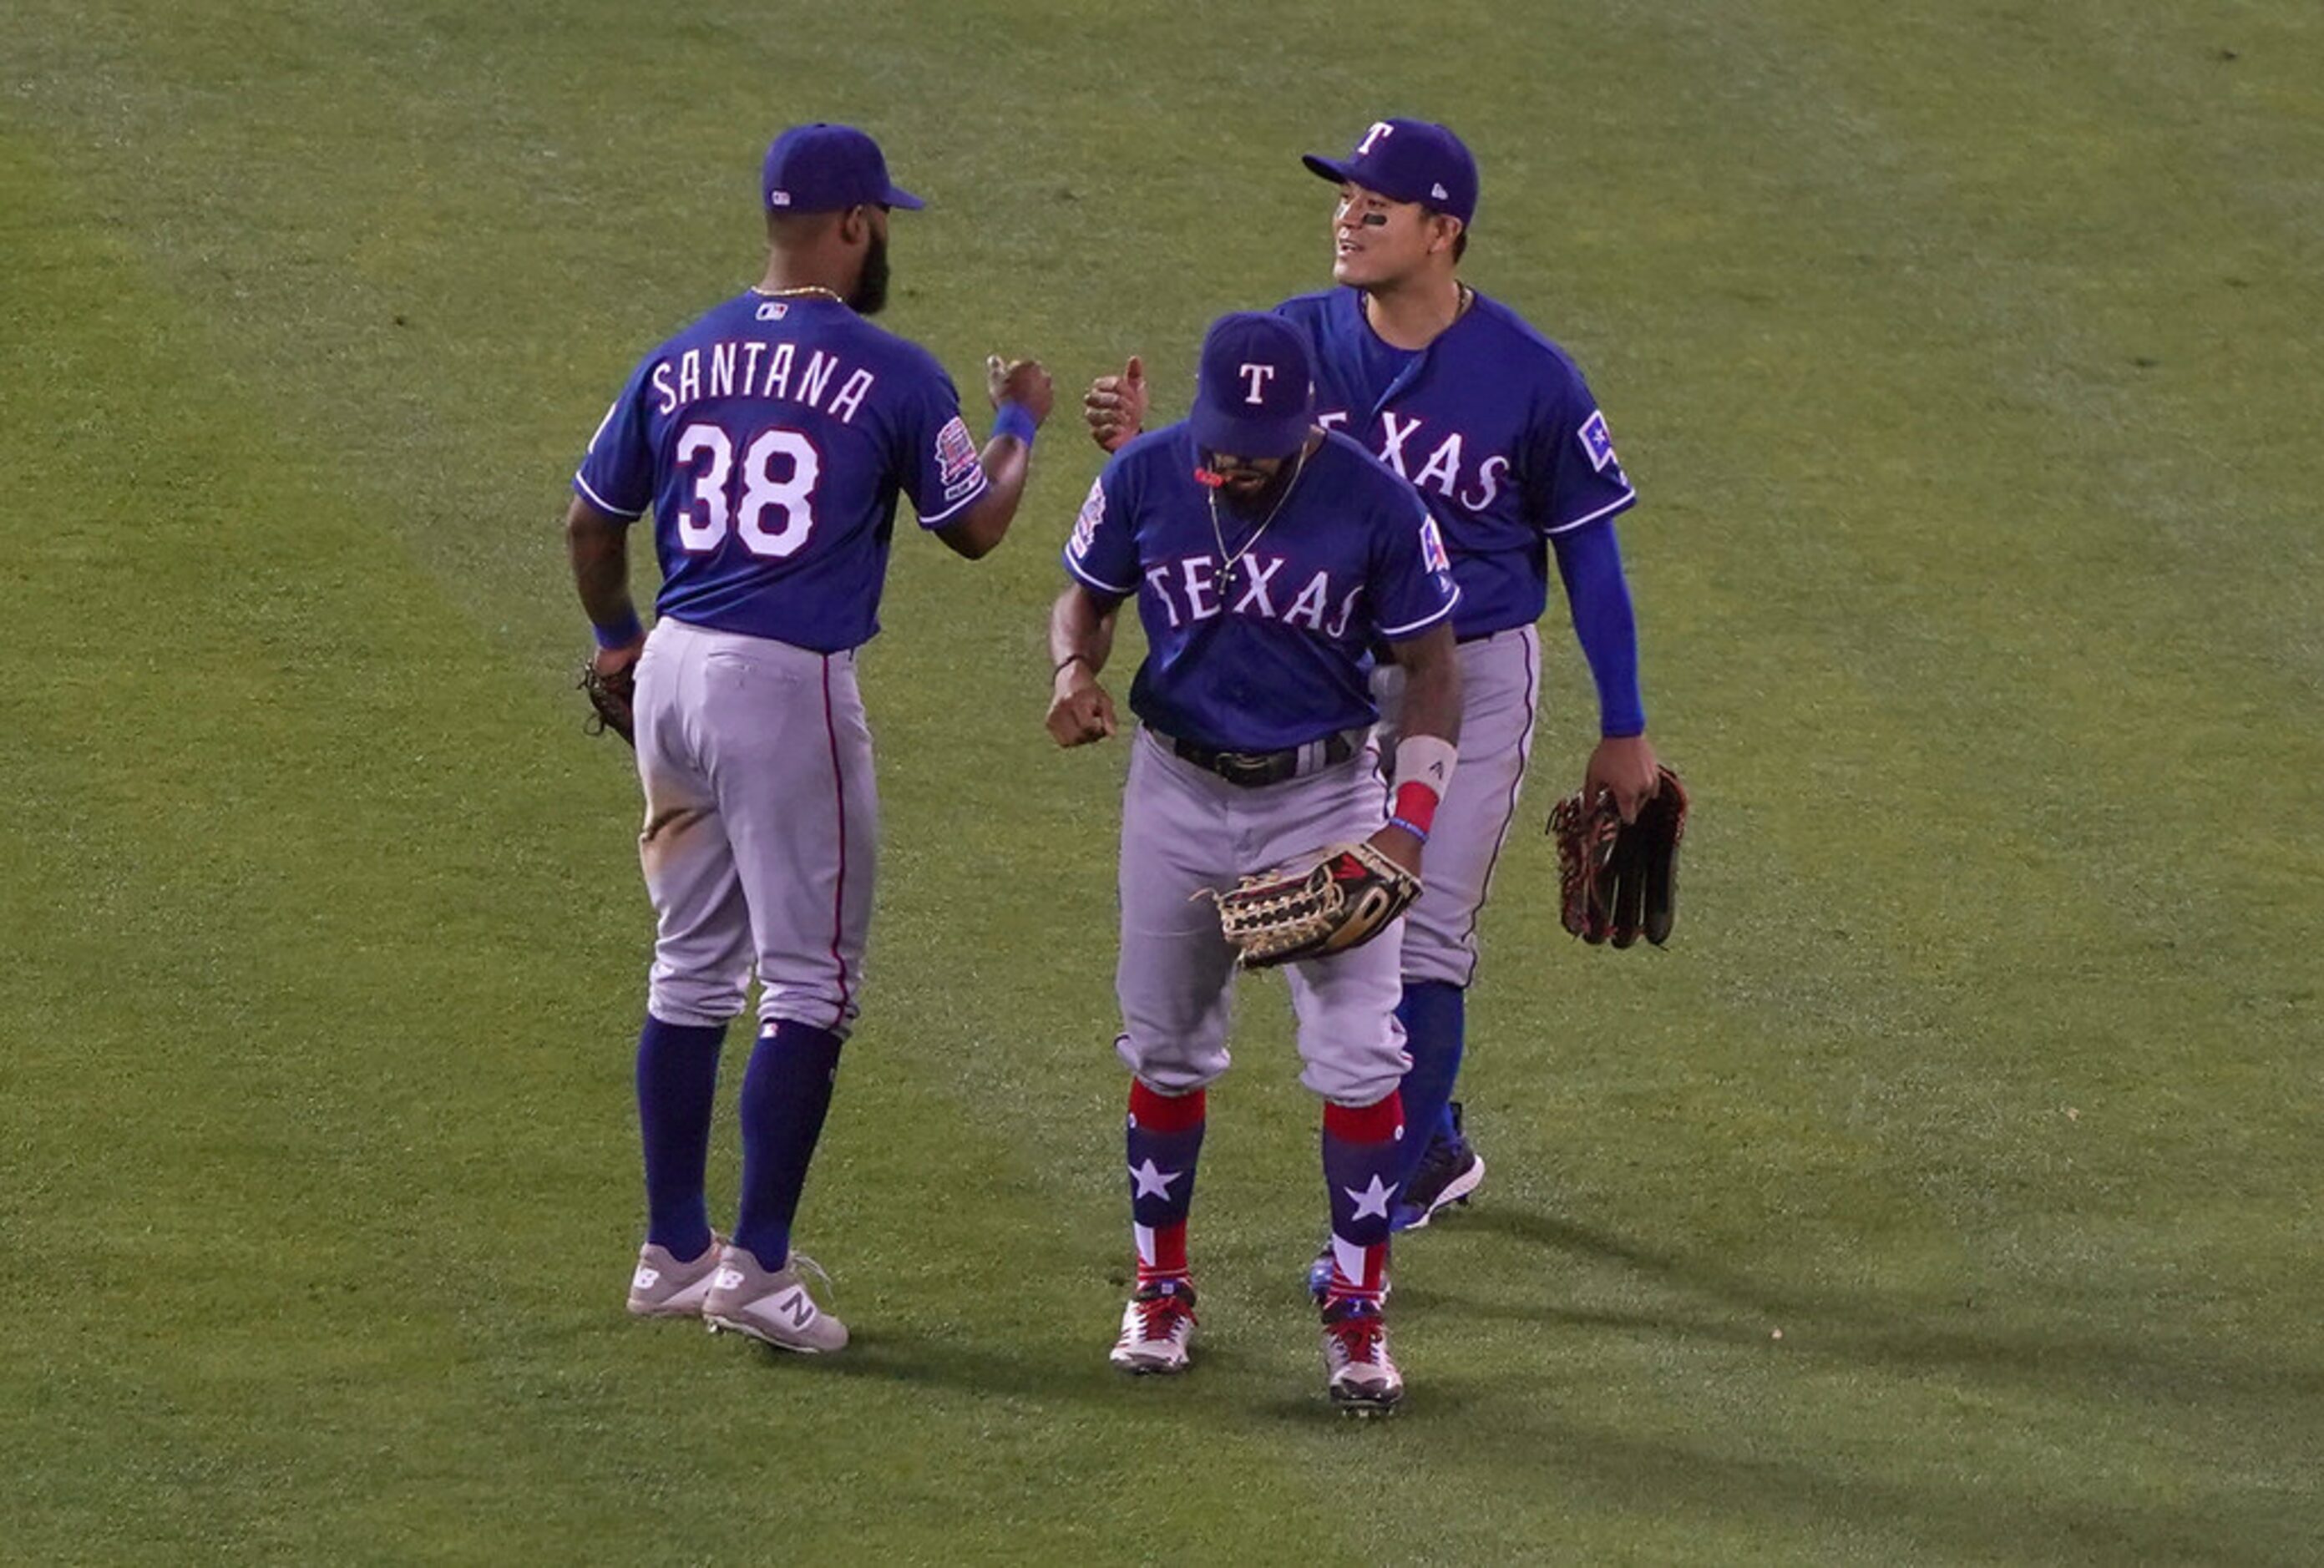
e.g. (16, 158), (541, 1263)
(4, 1), (2320, 1561)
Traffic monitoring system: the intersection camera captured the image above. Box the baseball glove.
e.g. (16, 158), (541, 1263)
(578, 657), (636, 746)
(1211, 841), (1421, 969)
(1548, 765), (1689, 948)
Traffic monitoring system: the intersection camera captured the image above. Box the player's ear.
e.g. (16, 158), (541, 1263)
(1426, 212), (1464, 257)
(838, 204), (871, 246)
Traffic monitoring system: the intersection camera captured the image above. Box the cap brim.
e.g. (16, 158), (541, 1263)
(882, 184), (925, 210)
(1189, 403), (1310, 463)
(1302, 154), (1356, 187)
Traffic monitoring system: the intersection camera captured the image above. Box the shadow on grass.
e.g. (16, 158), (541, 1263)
(795, 1326), (1269, 1406)
(1453, 1206), (2324, 1410)
(1365, 1209), (2323, 1563)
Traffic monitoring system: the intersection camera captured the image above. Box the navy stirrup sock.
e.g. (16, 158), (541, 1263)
(1393, 980), (1466, 1187)
(636, 1014), (730, 1261)
(733, 1019), (847, 1272)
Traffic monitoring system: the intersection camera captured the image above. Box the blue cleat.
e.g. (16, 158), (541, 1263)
(1389, 1102), (1484, 1233)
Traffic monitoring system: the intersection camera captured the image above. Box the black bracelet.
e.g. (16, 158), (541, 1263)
(1054, 654), (1091, 677)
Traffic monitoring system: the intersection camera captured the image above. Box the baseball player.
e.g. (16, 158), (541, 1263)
(1085, 119), (1662, 1261)
(1047, 311), (1465, 1414)
(565, 123), (1053, 1353)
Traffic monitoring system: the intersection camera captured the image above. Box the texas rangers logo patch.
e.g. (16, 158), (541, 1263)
(1578, 410), (1620, 473)
(1068, 478), (1105, 559)
(936, 416), (980, 484)
(1418, 514), (1451, 575)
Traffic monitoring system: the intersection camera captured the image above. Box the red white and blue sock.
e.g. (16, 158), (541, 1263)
(1321, 1090), (1405, 1312)
(732, 1019), (845, 1272)
(1126, 1079), (1205, 1291)
(635, 1014), (728, 1262)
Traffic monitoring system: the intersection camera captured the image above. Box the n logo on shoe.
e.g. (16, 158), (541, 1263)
(778, 1289), (816, 1329)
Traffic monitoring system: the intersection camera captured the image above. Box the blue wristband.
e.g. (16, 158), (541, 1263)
(1387, 815), (1430, 845)
(592, 608), (643, 650)
(993, 402), (1038, 446)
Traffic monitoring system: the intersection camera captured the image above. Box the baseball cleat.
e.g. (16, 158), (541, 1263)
(1110, 1279), (1198, 1374)
(1390, 1102), (1484, 1232)
(627, 1236), (726, 1318)
(702, 1244), (848, 1353)
(1320, 1299), (1402, 1415)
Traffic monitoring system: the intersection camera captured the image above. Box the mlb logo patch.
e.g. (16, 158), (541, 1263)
(1069, 478), (1105, 559)
(1578, 410), (1620, 473)
(1418, 515), (1451, 575)
(768, 190), (792, 208)
(935, 416), (980, 483)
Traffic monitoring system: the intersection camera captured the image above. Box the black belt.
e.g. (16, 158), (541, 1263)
(1161, 729), (1358, 789)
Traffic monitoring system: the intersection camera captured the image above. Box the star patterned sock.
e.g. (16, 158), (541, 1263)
(1321, 1090), (1405, 1311)
(1126, 1080), (1205, 1288)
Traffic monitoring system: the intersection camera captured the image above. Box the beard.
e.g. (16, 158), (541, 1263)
(1215, 458), (1299, 518)
(850, 231), (890, 316)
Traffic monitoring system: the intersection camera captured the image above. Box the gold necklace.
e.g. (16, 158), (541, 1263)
(1208, 442), (1312, 599)
(751, 284), (846, 303)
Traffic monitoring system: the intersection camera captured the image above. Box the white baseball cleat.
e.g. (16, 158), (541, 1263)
(626, 1237), (724, 1318)
(701, 1244), (848, 1353)
(1320, 1301), (1403, 1415)
(1109, 1280), (1197, 1374)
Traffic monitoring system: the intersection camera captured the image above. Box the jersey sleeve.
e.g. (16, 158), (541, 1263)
(1372, 492), (1461, 640)
(894, 361), (991, 530)
(1529, 368), (1639, 536)
(572, 354), (661, 521)
(1060, 462), (1138, 601)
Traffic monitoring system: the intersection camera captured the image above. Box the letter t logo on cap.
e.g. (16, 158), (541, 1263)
(1238, 363), (1277, 404)
(1357, 120), (1395, 155)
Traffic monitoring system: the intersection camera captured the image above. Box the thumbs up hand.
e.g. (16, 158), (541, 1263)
(1082, 354), (1149, 453)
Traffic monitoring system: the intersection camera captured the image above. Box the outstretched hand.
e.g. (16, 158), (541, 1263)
(1083, 355), (1147, 453)
(986, 356), (1055, 426)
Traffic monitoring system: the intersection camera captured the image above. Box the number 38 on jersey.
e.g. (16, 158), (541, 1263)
(673, 421), (822, 558)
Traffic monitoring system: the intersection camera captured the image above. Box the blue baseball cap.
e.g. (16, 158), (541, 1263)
(1189, 311), (1316, 461)
(762, 124), (924, 215)
(1303, 118), (1478, 227)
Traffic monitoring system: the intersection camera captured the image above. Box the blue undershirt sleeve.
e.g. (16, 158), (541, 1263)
(1550, 518), (1646, 737)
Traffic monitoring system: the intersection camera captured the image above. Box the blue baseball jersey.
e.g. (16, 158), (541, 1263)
(1062, 426), (1459, 753)
(1273, 287), (1635, 639)
(574, 291), (989, 652)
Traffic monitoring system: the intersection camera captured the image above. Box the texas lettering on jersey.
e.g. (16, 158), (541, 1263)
(1274, 287), (1636, 638)
(1064, 427), (1457, 755)
(1137, 551), (1366, 638)
(574, 291), (989, 654)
